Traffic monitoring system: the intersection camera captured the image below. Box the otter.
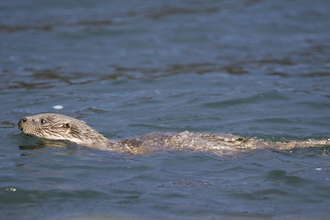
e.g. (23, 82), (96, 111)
(17, 113), (330, 155)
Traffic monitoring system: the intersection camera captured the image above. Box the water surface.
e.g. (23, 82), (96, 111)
(1, 0), (330, 219)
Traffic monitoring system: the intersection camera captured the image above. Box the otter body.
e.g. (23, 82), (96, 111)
(18, 113), (330, 155)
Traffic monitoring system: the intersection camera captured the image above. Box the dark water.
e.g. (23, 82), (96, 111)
(1, 0), (330, 219)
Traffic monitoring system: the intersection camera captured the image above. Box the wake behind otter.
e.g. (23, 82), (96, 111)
(17, 113), (330, 155)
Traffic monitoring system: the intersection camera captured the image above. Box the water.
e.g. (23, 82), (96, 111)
(1, 0), (330, 219)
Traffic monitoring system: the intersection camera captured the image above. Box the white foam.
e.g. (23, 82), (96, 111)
(53, 105), (63, 110)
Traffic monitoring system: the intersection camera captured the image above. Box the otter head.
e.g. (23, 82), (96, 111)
(18, 113), (109, 147)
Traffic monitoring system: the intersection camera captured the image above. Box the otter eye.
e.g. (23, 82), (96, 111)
(40, 119), (47, 124)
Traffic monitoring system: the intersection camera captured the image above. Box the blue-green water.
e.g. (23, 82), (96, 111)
(1, 0), (330, 219)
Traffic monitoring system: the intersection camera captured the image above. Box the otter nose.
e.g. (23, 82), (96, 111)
(19, 117), (27, 123)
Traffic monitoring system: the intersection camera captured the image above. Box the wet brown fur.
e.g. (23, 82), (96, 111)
(18, 113), (330, 155)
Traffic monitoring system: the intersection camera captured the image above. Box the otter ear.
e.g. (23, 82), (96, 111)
(63, 122), (71, 129)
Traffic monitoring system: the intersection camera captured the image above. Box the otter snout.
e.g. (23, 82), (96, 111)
(19, 117), (27, 123)
(18, 117), (27, 131)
